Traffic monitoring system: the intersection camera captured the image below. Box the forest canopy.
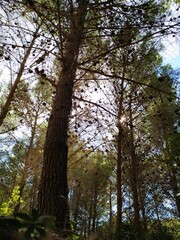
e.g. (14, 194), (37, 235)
(0, 0), (180, 239)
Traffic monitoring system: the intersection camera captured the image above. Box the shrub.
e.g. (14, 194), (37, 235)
(0, 209), (55, 239)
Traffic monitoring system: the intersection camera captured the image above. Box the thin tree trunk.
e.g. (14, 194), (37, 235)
(38, 2), (88, 230)
(0, 25), (40, 127)
(92, 181), (98, 232)
(153, 193), (161, 229)
(166, 144), (180, 217)
(138, 186), (147, 230)
(170, 167), (180, 217)
(116, 123), (123, 226)
(116, 61), (126, 228)
(109, 178), (113, 228)
(29, 176), (38, 211)
(72, 189), (81, 229)
(14, 107), (39, 214)
(129, 95), (141, 233)
(88, 196), (93, 235)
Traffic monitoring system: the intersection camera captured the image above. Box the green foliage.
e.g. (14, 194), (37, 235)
(0, 186), (23, 215)
(162, 219), (180, 239)
(1, 0), (180, 237)
(114, 223), (138, 240)
(59, 229), (81, 240)
(15, 208), (55, 239)
(147, 225), (175, 240)
(0, 209), (55, 239)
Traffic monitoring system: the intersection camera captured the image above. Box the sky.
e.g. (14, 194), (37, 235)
(161, 29), (180, 69)
(163, 55), (180, 69)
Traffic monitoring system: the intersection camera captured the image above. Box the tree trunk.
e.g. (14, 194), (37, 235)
(72, 189), (81, 229)
(170, 166), (180, 217)
(92, 181), (98, 232)
(138, 186), (147, 230)
(29, 176), (38, 211)
(0, 25), (40, 128)
(129, 95), (141, 233)
(38, 2), (88, 230)
(88, 196), (93, 235)
(109, 178), (113, 228)
(14, 106), (39, 214)
(116, 63), (126, 228)
(116, 124), (123, 226)
(165, 143), (180, 217)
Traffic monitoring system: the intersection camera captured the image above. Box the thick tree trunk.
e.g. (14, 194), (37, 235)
(38, 2), (87, 230)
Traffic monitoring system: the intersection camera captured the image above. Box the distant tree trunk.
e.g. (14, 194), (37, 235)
(109, 178), (113, 228)
(153, 192), (161, 228)
(129, 94), (141, 233)
(38, 2), (88, 230)
(170, 166), (180, 217)
(72, 189), (81, 229)
(92, 181), (98, 232)
(165, 144), (180, 218)
(138, 186), (147, 230)
(116, 123), (123, 226)
(83, 203), (88, 236)
(29, 176), (38, 211)
(88, 196), (93, 235)
(116, 62), (126, 229)
(14, 109), (38, 214)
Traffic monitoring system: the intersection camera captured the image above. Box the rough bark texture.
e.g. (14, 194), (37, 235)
(38, 2), (88, 230)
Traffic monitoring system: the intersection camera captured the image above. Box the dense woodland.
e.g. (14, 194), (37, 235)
(0, 0), (180, 239)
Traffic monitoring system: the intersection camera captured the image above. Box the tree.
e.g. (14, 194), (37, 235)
(35, 0), (180, 230)
(1, 0), (180, 234)
(37, 1), (89, 230)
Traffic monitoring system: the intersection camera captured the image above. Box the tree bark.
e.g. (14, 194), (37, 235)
(38, 2), (88, 230)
